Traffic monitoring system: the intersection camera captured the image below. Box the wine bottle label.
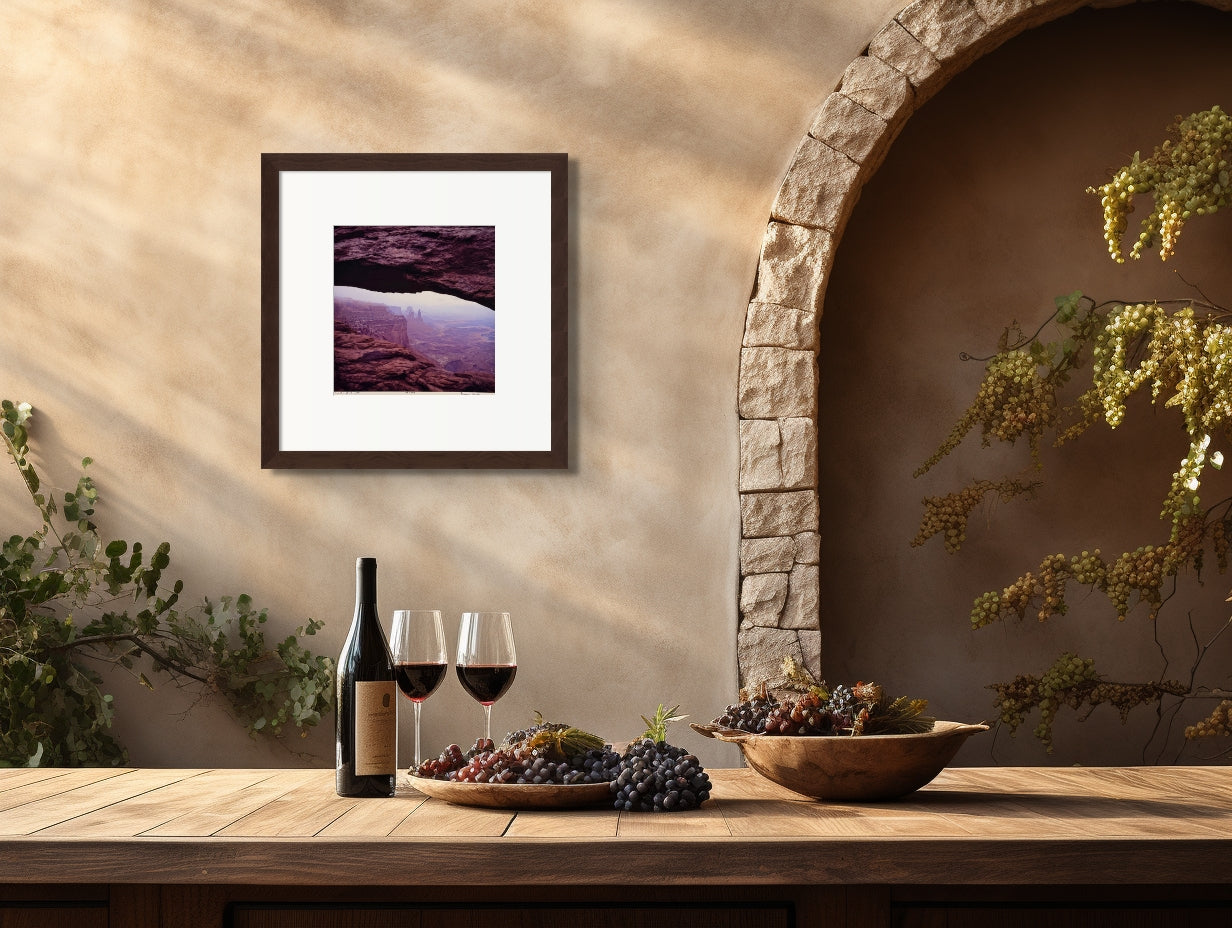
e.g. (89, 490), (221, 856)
(354, 680), (397, 775)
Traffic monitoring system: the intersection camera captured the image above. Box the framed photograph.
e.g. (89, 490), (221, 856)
(260, 152), (568, 469)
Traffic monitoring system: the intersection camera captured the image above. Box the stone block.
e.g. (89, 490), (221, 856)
(794, 531), (820, 565)
(781, 564), (820, 630)
(797, 629), (822, 682)
(896, 0), (992, 76)
(836, 54), (914, 124)
(740, 489), (819, 538)
(970, 0), (1040, 30)
(779, 417), (817, 489)
(743, 302), (818, 350)
(968, 0), (1059, 57)
(867, 19), (942, 98)
(809, 92), (890, 168)
(739, 418), (783, 491)
(741, 536), (797, 575)
(739, 347), (816, 419)
(740, 572), (789, 627)
(752, 221), (835, 313)
(738, 626), (803, 690)
(771, 136), (861, 233)
(1029, 0), (1095, 13)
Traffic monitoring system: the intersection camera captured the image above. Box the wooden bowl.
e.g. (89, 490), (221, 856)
(693, 720), (989, 801)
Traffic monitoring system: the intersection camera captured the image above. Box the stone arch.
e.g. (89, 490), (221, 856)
(734, 0), (1232, 689)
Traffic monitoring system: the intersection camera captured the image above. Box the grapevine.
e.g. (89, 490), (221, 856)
(1089, 105), (1231, 262)
(914, 107), (1232, 757)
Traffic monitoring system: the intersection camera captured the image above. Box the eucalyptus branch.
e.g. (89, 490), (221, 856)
(1, 399), (334, 766)
(2, 431), (71, 562)
(45, 633), (213, 686)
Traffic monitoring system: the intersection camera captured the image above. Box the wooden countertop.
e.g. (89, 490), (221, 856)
(0, 766), (1229, 887)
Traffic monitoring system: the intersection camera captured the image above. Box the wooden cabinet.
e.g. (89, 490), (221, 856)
(231, 904), (792, 928)
(0, 906), (107, 928)
(894, 905), (1232, 928)
(1, 767), (1230, 928)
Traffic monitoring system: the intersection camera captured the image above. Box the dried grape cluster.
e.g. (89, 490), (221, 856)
(990, 652), (1188, 753)
(713, 687), (777, 733)
(712, 675), (933, 737)
(915, 351), (1059, 478)
(912, 478), (1039, 553)
(763, 690), (849, 735)
(1088, 105), (1231, 262)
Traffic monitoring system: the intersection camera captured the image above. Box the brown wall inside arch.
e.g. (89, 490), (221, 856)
(739, 0), (1232, 765)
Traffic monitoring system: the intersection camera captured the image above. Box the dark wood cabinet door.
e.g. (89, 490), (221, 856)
(232, 904), (792, 928)
(0, 906), (107, 928)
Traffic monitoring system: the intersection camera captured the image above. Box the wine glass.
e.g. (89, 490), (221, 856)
(455, 611), (517, 744)
(390, 610), (448, 771)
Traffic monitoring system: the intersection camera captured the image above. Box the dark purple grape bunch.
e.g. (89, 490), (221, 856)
(713, 686), (777, 733)
(611, 738), (711, 812)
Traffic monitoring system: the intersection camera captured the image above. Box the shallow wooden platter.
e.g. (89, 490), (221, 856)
(406, 775), (612, 810)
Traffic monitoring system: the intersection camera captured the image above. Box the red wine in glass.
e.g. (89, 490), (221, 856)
(390, 610), (448, 770)
(456, 663), (517, 705)
(396, 662), (448, 701)
(456, 611), (516, 743)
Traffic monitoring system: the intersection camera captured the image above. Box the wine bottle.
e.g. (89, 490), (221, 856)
(335, 556), (397, 797)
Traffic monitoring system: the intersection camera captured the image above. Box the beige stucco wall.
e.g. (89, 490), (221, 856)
(0, 0), (902, 767)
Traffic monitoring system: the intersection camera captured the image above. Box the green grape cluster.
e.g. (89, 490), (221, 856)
(1087, 302), (1162, 428)
(969, 519), (1214, 629)
(1104, 517), (1205, 620)
(1032, 653), (1098, 750)
(1089, 105), (1232, 262)
(986, 653), (1099, 753)
(1103, 544), (1167, 620)
(916, 351), (1057, 477)
(989, 654), (1187, 753)
(1186, 700), (1232, 739)
(970, 549), (1105, 628)
(1084, 302), (1232, 538)
(912, 478), (1037, 553)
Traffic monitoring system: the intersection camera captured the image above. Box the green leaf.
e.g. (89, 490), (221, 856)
(105, 540), (128, 559)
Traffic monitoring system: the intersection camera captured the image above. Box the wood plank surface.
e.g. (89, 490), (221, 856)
(0, 768), (78, 792)
(387, 798), (514, 837)
(37, 769), (280, 838)
(141, 769), (322, 837)
(0, 769), (197, 835)
(214, 776), (358, 837)
(0, 767), (1230, 887)
(503, 807), (618, 838)
(0, 769), (135, 815)
(316, 793), (428, 837)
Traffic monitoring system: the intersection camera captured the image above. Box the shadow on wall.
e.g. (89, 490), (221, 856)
(818, 2), (1232, 767)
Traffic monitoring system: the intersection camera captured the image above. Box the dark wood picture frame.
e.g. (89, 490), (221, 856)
(260, 152), (568, 469)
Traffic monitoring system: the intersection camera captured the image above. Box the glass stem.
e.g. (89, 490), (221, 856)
(413, 701), (423, 768)
(483, 704), (492, 743)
